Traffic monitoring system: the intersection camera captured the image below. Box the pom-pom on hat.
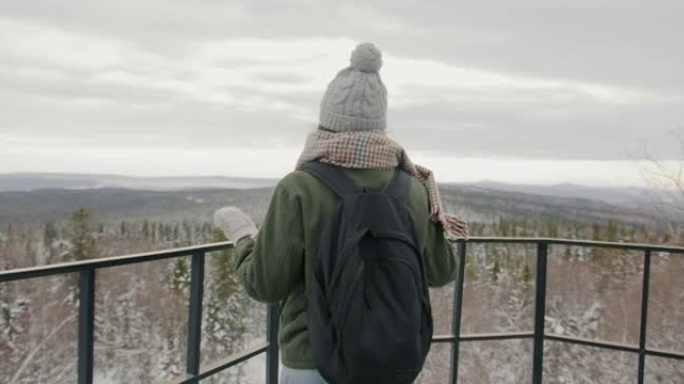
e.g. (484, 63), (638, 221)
(350, 43), (383, 72)
(319, 42), (387, 132)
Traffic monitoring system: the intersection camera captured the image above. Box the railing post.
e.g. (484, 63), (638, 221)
(266, 304), (280, 384)
(448, 239), (467, 384)
(532, 242), (548, 384)
(186, 252), (205, 382)
(638, 250), (652, 384)
(78, 269), (95, 384)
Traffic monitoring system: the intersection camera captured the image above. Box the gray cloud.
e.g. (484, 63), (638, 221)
(3, 0), (681, 90)
(0, 0), (682, 177)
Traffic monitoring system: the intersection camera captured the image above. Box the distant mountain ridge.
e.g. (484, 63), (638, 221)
(0, 173), (678, 211)
(0, 173), (680, 228)
(0, 173), (278, 191)
(460, 180), (673, 206)
(0, 185), (665, 229)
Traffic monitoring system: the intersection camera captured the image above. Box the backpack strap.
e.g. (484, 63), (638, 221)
(300, 161), (360, 197)
(384, 168), (412, 203)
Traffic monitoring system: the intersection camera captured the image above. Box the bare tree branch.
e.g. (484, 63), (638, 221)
(8, 313), (76, 384)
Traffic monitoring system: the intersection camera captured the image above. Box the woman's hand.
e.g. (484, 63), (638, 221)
(213, 206), (258, 242)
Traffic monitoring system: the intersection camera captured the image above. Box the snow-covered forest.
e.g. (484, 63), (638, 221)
(1, 186), (683, 383)
(1, 211), (262, 383)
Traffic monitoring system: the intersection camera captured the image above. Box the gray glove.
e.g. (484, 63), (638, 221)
(213, 206), (258, 242)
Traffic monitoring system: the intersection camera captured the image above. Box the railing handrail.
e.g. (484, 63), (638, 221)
(0, 241), (234, 283)
(4, 236), (684, 283)
(463, 236), (684, 253)
(2, 237), (684, 384)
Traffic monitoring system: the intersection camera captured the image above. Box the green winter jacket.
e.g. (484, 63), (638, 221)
(235, 167), (458, 369)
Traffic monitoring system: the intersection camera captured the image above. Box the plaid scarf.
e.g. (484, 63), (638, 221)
(296, 129), (468, 239)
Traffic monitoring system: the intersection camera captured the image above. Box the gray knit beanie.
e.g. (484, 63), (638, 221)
(319, 43), (387, 132)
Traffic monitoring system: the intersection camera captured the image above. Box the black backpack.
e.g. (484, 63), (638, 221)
(301, 162), (433, 384)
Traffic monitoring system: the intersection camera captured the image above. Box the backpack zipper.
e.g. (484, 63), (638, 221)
(336, 261), (365, 330)
(328, 229), (369, 298)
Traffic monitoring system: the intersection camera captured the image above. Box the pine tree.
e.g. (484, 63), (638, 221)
(68, 208), (96, 261)
(606, 221), (618, 242)
(43, 222), (58, 250)
(592, 223), (601, 240)
(42, 221), (59, 264)
(521, 262), (532, 283)
(24, 227), (36, 266)
(142, 220), (150, 240)
(172, 225), (179, 244)
(170, 258), (189, 292)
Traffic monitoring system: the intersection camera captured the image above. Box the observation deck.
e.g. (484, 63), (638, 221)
(1, 237), (683, 383)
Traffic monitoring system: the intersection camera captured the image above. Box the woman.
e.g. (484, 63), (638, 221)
(215, 42), (467, 384)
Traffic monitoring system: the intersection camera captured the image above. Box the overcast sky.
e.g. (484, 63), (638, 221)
(0, 0), (682, 186)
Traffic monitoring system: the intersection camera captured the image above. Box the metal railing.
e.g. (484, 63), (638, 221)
(442, 237), (684, 384)
(1, 237), (683, 383)
(0, 241), (270, 384)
